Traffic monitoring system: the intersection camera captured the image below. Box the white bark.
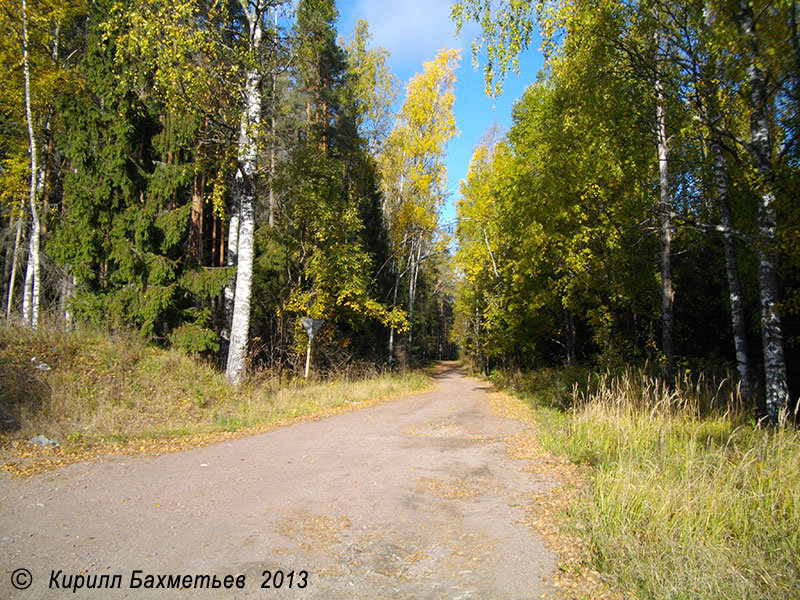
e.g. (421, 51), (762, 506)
(225, 4), (263, 385)
(21, 213), (40, 328)
(388, 267), (399, 365)
(702, 1), (753, 404)
(222, 191), (240, 341)
(407, 239), (416, 342)
(655, 61), (674, 379)
(21, 0), (41, 329)
(225, 187), (254, 385)
(387, 234), (407, 365)
(268, 6), (277, 229)
(5, 213), (24, 320)
(710, 125), (752, 402)
(407, 236), (422, 348)
(735, 0), (790, 423)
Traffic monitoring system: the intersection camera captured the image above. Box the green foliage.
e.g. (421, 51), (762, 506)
(455, 26), (659, 369)
(0, 0), (458, 377)
(451, 0), (536, 97)
(342, 20), (400, 156)
(46, 0), (226, 347)
(281, 139), (404, 331)
(169, 310), (220, 354)
(452, 0), (800, 396)
(377, 48), (460, 363)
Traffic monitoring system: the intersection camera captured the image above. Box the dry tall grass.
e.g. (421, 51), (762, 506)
(0, 322), (429, 447)
(535, 368), (800, 599)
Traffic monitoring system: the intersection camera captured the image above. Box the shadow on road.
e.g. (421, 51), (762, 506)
(430, 361), (464, 379)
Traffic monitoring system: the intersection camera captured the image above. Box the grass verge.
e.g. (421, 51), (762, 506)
(0, 322), (431, 476)
(501, 366), (800, 600)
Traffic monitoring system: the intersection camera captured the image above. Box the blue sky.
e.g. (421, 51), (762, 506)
(335, 0), (544, 227)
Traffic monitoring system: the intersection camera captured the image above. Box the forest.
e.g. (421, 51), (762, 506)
(2, 1), (799, 596)
(1, 0), (459, 385)
(453, 0), (800, 423)
(2, 0), (799, 422)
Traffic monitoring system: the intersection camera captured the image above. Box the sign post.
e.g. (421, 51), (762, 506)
(301, 317), (323, 379)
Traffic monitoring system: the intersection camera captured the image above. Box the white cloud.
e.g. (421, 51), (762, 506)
(341, 0), (479, 71)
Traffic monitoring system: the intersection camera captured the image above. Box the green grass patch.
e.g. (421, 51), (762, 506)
(516, 367), (800, 599)
(0, 322), (430, 452)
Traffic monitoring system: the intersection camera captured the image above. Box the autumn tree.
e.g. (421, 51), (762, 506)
(0, 0), (84, 325)
(272, 0), (406, 370)
(224, 0), (278, 385)
(380, 47), (460, 363)
(451, 0), (800, 416)
(343, 19), (400, 157)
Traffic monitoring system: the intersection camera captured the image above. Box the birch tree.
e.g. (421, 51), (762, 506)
(20, 0), (41, 328)
(731, 0), (790, 423)
(654, 21), (674, 379)
(343, 20), (400, 157)
(225, 0), (269, 385)
(695, 1), (753, 402)
(380, 48), (459, 362)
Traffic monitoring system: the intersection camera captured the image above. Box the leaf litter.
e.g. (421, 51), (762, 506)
(486, 389), (634, 600)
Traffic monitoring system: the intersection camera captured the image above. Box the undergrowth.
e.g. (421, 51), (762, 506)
(507, 366), (800, 600)
(0, 322), (429, 451)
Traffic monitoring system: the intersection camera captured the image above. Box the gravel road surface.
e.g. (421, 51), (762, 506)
(1, 363), (557, 599)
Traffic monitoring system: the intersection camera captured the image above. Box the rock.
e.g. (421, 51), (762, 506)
(28, 435), (59, 447)
(30, 357), (51, 371)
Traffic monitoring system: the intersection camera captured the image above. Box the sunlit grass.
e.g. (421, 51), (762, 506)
(524, 367), (800, 600)
(0, 321), (429, 450)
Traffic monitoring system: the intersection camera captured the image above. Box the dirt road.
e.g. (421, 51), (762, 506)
(0, 363), (557, 599)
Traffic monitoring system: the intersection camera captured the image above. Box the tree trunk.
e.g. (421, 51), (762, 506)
(406, 237), (419, 347)
(222, 186), (241, 342)
(21, 0), (41, 329)
(565, 308), (576, 366)
(225, 3), (263, 385)
(655, 61), (674, 379)
(60, 270), (75, 329)
(211, 212), (218, 267)
(387, 263), (401, 366)
(2, 219), (10, 308)
(191, 171), (205, 263)
(791, 4), (800, 113)
(268, 6), (277, 228)
(709, 125), (753, 403)
(701, 1), (753, 405)
(735, 0), (790, 423)
(218, 213), (225, 267)
(22, 213), (41, 327)
(5, 213), (24, 320)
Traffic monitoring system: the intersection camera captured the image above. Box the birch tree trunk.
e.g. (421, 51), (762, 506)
(387, 231), (409, 365)
(268, 6), (277, 229)
(225, 1), (264, 385)
(701, 2), (753, 404)
(387, 258), (401, 365)
(655, 52), (674, 379)
(5, 212), (24, 320)
(21, 0), (41, 329)
(406, 236), (419, 348)
(222, 176), (241, 343)
(709, 124), (752, 403)
(734, 0), (790, 423)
